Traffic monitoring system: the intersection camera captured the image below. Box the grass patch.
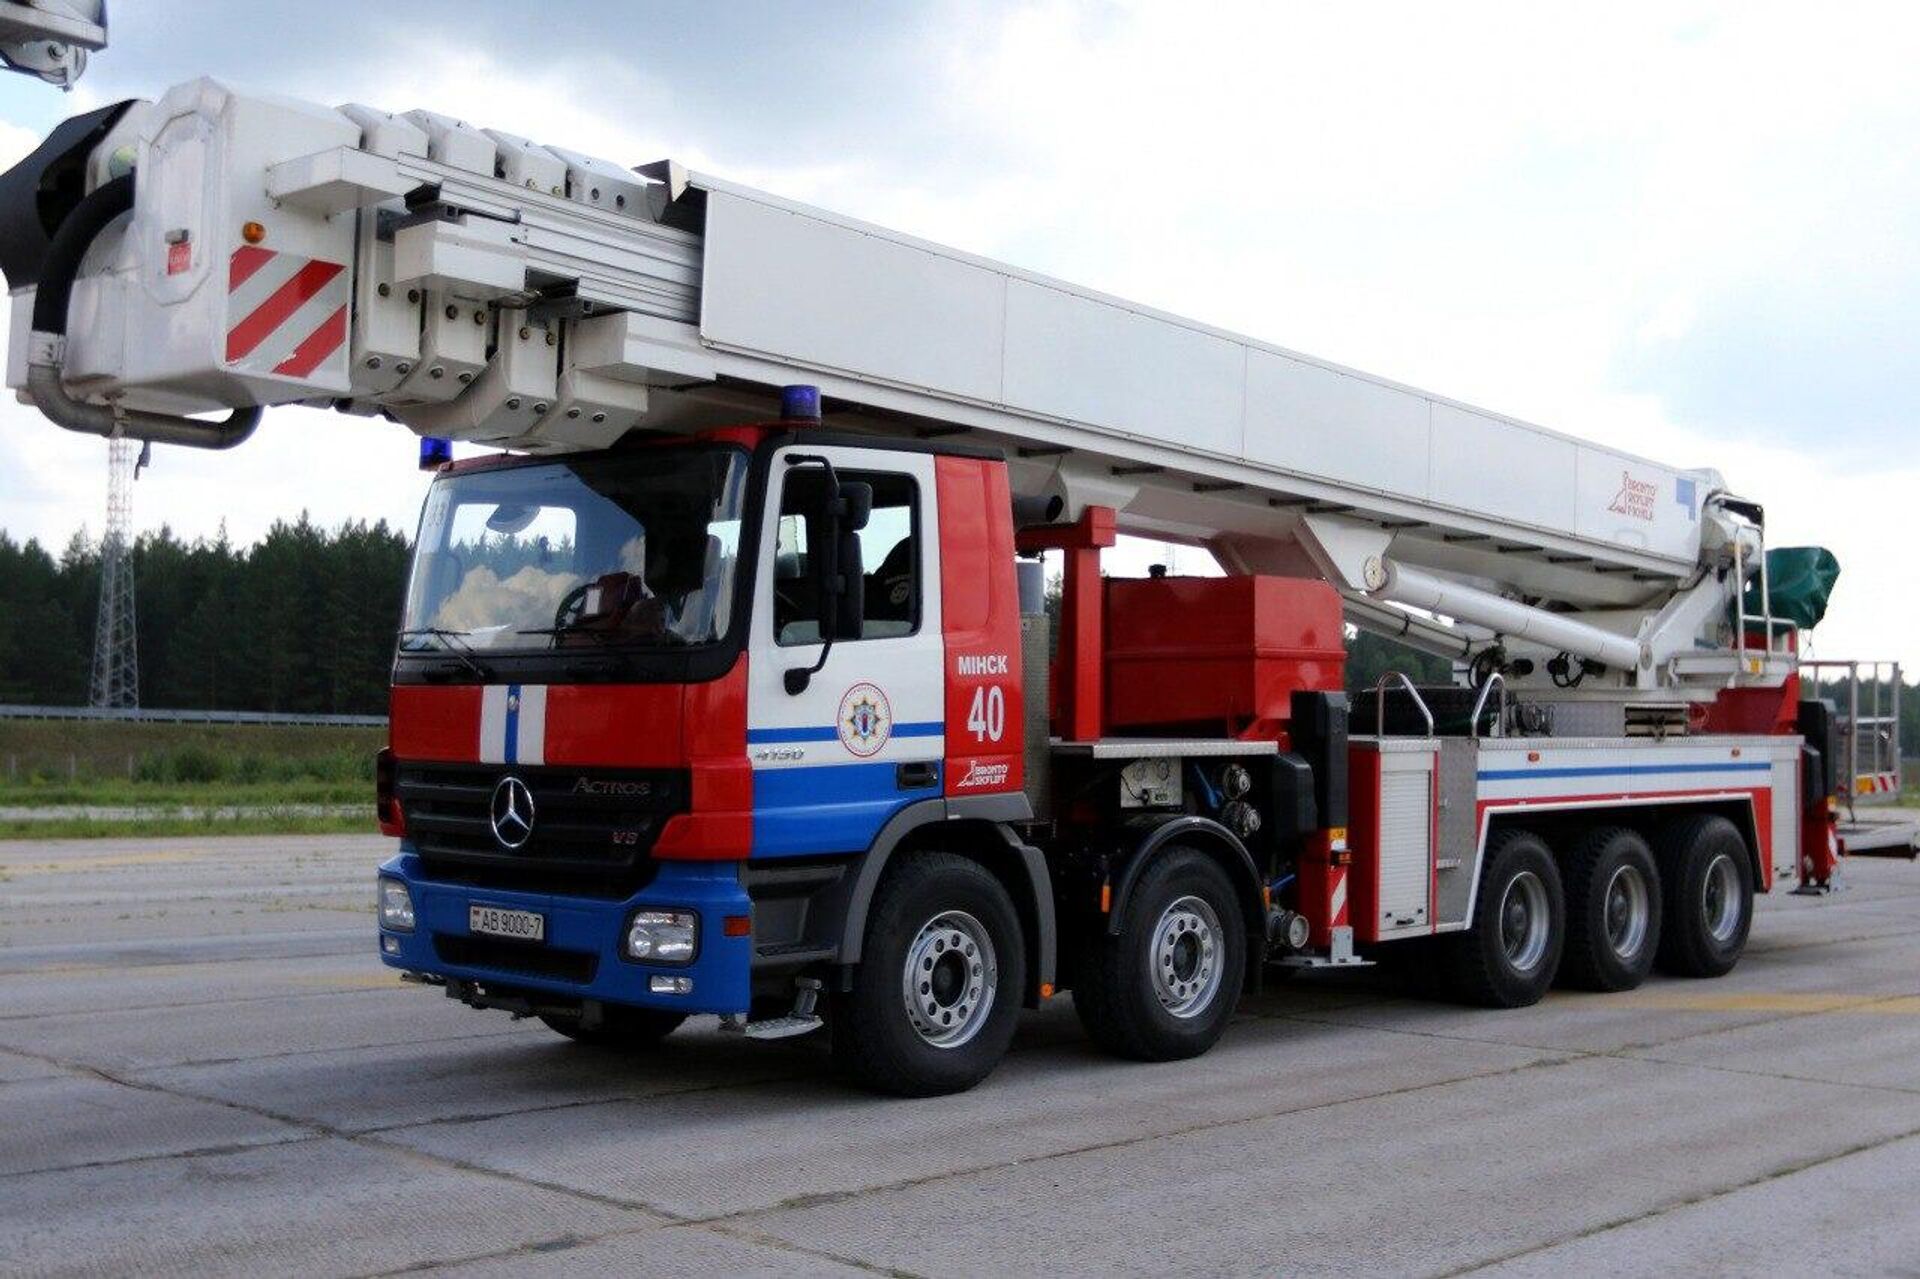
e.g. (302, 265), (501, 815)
(0, 718), (383, 787)
(0, 780), (368, 808)
(0, 812), (376, 840)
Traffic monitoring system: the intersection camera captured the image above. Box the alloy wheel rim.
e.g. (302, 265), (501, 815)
(1702, 853), (1743, 943)
(1603, 863), (1651, 960)
(1500, 870), (1551, 972)
(901, 910), (997, 1048)
(1150, 894), (1224, 1019)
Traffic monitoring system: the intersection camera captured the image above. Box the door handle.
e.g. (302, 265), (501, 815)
(896, 761), (939, 790)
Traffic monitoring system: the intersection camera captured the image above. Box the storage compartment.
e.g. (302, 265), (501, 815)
(1347, 740), (1437, 942)
(1103, 575), (1344, 737)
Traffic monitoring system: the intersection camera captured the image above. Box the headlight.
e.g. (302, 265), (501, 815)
(378, 878), (415, 932)
(625, 910), (697, 963)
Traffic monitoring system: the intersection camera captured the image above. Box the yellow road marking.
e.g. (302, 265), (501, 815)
(2, 848), (216, 872)
(1603, 990), (1920, 1014)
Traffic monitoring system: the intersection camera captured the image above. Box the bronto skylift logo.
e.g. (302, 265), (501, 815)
(837, 682), (893, 757)
(1607, 470), (1658, 522)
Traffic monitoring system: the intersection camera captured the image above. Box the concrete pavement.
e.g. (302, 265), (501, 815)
(4, 834), (1920, 1276)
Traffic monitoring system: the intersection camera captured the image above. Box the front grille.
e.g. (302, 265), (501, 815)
(434, 933), (598, 984)
(397, 761), (687, 897)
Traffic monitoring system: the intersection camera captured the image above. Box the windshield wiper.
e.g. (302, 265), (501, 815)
(397, 627), (494, 680)
(515, 624), (688, 647)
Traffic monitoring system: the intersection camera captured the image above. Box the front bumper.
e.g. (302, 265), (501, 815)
(377, 846), (752, 1015)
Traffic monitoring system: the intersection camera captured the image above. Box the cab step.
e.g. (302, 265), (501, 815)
(720, 977), (824, 1040)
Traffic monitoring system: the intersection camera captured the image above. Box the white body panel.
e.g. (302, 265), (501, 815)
(694, 183), (1715, 578)
(745, 443), (946, 858)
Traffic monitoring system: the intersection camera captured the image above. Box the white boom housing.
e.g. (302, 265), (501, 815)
(5, 79), (1789, 699)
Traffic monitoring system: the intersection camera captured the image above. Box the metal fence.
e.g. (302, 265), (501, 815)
(0, 704), (386, 728)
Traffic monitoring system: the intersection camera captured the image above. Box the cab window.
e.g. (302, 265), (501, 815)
(773, 469), (919, 645)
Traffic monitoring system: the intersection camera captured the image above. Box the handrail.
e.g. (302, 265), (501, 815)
(1373, 671), (1434, 738)
(1470, 672), (1507, 740)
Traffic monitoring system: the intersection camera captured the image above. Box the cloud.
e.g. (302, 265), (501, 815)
(0, 1), (1912, 669)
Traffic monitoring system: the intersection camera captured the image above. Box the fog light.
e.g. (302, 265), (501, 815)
(381, 935), (401, 956)
(378, 878), (415, 932)
(625, 910), (697, 963)
(650, 975), (693, 995)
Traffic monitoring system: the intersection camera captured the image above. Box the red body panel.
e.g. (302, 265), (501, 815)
(1475, 785), (1778, 892)
(390, 685), (482, 761)
(1345, 747), (1385, 943)
(1103, 575), (1345, 740)
(937, 456), (1025, 798)
(387, 662), (751, 860)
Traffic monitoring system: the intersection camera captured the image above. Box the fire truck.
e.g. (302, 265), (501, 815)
(1, 76), (1908, 1094)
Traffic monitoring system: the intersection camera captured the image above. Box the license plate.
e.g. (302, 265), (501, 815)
(469, 904), (545, 942)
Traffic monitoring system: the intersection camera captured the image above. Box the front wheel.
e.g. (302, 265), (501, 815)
(1439, 828), (1564, 1008)
(1073, 846), (1246, 1061)
(832, 852), (1025, 1096)
(1655, 814), (1754, 978)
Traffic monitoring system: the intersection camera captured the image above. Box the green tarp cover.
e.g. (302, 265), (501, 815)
(1743, 546), (1840, 630)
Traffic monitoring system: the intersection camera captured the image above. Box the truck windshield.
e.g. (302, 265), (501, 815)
(401, 447), (748, 653)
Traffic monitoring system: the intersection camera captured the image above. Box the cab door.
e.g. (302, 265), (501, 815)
(746, 443), (946, 857)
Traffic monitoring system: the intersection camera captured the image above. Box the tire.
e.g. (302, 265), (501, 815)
(1558, 826), (1662, 992)
(1654, 814), (1754, 978)
(831, 852), (1025, 1097)
(1439, 828), (1564, 1008)
(539, 1005), (686, 1047)
(1073, 846), (1246, 1061)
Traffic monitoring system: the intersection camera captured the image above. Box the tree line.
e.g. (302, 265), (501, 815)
(0, 516), (410, 715)
(3, 519), (1913, 760)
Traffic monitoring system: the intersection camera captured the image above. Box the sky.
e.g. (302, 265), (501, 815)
(0, 1), (1914, 667)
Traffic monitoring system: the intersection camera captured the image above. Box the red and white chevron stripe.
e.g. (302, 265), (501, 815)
(224, 246), (349, 379)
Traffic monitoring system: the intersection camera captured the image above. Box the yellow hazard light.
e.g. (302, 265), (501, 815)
(242, 220), (267, 244)
(1100, 881), (1112, 913)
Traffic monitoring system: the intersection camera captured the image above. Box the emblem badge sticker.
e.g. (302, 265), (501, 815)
(837, 682), (893, 758)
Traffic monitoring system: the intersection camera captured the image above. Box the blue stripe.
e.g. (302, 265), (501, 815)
(746, 720), (944, 744)
(752, 760), (940, 857)
(1478, 761), (1772, 782)
(503, 683), (520, 765)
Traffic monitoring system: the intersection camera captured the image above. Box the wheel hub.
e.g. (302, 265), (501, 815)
(1499, 870), (1550, 973)
(1603, 863), (1650, 959)
(1702, 853), (1742, 943)
(1150, 895), (1224, 1019)
(901, 910), (997, 1049)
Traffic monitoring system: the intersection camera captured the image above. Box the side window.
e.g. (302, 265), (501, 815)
(773, 469), (919, 645)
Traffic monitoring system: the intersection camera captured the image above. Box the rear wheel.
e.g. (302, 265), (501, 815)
(1655, 814), (1754, 978)
(1559, 827), (1662, 991)
(832, 852), (1025, 1096)
(1440, 828), (1564, 1007)
(1074, 846), (1246, 1061)
(539, 1005), (686, 1048)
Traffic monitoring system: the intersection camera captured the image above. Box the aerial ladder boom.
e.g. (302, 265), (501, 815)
(0, 79), (1783, 698)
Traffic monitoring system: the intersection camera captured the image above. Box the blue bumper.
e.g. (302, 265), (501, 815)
(376, 846), (752, 1015)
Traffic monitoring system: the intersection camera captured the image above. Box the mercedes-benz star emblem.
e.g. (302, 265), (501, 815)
(489, 776), (535, 849)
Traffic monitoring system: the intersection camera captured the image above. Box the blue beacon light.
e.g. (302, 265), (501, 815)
(418, 436), (453, 470)
(780, 384), (822, 422)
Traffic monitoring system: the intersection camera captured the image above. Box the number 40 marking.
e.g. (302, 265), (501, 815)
(967, 685), (1006, 742)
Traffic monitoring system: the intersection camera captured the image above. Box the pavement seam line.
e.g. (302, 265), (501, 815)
(667, 1050), (1584, 1231)
(1442, 1118), (1920, 1277)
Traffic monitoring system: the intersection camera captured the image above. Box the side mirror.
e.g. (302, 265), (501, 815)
(828, 523), (865, 641)
(782, 455), (868, 694)
(839, 480), (873, 532)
